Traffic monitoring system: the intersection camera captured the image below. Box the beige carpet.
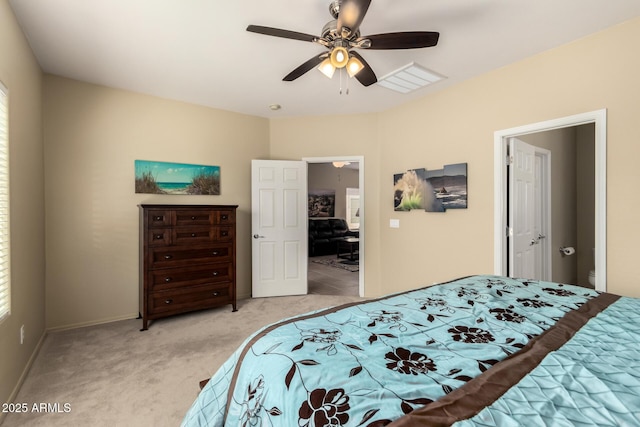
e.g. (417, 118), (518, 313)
(2, 294), (362, 427)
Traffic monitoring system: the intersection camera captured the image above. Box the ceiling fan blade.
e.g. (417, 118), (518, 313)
(363, 31), (440, 50)
(349, 51), (377, 87)
(246, 25), (318, 43)
(283, 54), (327, 81)
(337, 0), (371, 36)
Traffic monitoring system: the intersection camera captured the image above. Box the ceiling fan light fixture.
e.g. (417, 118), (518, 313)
(318, 58), (336, 79)
(332, 161), (351, 168)
(346, 56), (364, 77)
(330, 46), (349, 68)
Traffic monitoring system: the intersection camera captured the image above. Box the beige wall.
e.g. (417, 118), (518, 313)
(271, 16), (640, 298)
(0, 0), (45, 409)
(43, 76), (269, 329)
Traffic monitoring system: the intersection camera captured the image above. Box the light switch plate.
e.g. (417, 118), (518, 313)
(390, 219), (400, 228)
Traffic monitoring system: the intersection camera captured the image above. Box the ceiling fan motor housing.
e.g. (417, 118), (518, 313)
(321, 20), (360, 43)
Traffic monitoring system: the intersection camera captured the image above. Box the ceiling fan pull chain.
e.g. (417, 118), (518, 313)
(346, 69), (350, 95)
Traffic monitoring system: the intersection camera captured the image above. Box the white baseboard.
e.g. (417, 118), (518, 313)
(46, 312), (140, 333)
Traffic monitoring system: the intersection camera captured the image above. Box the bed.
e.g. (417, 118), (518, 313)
(181, 275), (640, 426)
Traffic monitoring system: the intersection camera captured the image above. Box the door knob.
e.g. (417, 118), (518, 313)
(253, 234), (265, 239)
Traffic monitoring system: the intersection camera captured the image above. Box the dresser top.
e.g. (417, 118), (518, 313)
(139, 204), (238, 209)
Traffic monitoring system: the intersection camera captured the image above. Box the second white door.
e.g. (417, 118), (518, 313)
(251, 160), (308, 298)
(509, 138), (545, 279)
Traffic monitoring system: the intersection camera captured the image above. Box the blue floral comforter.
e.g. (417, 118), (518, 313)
(182, 275), (639, 426)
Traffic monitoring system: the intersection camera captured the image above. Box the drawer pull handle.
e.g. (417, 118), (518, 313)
(164, 277), (172, 282)
(221, 231), (228, 236)
(154, 234), (163, 240)
(212, 271), (219, 276)
(221, 215), (228, 220)
(164, 255), (173, 260)
(212, 292), (220, 296)
(212, 251), (219, 256)
(191, 216), (196, 220)
(165, 299), (173, 304)
(191, 233), (196, 237)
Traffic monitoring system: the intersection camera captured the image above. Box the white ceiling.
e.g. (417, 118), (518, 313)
(8, 1), (640, 118)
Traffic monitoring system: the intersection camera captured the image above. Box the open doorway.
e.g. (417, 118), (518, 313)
(494, 110), (607, 292)
(509, 127), (595, 287)
(304, 156), (365, 297)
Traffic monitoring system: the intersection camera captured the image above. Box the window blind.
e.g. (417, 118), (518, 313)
(0, 82), (10, 322)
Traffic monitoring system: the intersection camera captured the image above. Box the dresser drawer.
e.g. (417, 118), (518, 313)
(175, 210), (215, 226)
(173, 226), (234, 244)
(216, 210), (235, 225)
(173, 227), (217, 245)
(149, 263), (233, 291)
(146, 210), (172, 227)
(148, 283), (231, 315)
(149, 244), (232, 268)
(151, 226), (234, 246)
(215, 226), (234, 242)
(148, 228), (172, 246)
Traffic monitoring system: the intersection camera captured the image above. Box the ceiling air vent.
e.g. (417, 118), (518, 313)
(377, 62), (446, 93)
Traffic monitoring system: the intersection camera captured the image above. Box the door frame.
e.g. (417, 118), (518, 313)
(494, 109), (607, 291)
(303, 155), (365, 297)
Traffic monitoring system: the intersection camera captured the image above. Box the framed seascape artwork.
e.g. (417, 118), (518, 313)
(394, 163), (467, 212)
(439, 163), (468, 210)
(135, 160), (221, 195)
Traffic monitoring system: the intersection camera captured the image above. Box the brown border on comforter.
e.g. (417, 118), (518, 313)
(388, 292), (621, 427)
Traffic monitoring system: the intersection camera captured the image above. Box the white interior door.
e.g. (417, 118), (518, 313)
(251, 160), (308, 298)
(509, 138), (540, 279)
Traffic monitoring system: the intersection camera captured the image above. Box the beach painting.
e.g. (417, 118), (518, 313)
(135, 160), (221, 195)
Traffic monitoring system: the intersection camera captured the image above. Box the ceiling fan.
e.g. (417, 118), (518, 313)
(246, 0), (439, 87)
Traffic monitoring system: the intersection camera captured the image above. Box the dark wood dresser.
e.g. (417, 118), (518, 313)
(139, 204), (238, 330)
